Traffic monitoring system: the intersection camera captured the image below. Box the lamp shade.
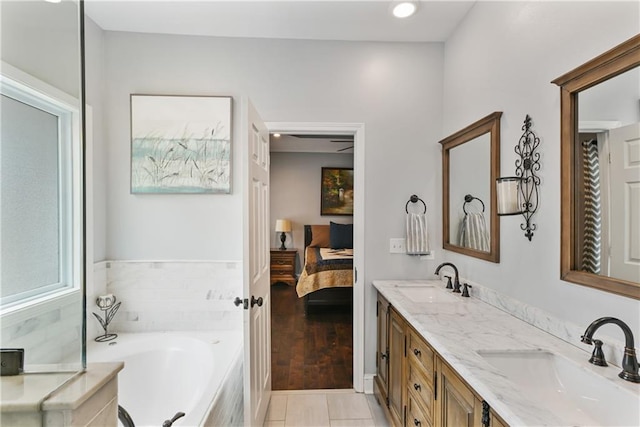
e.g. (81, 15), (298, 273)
(275, 219), (292, 233)
(496, 177), (523, 215)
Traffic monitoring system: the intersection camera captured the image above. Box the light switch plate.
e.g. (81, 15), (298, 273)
(389, 238), (406, 253)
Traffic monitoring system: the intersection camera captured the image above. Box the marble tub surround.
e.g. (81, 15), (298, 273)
(93, 260), (242, 333)
(1, 292), (83, 368)
(373, 280), (640, 426)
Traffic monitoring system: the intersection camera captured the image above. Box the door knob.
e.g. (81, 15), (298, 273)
(234, 297), (248, 309)
(251, 296), (263, 307)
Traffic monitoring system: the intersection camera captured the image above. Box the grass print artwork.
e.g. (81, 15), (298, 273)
(130, 95), (232, 194)
(321, 167), (354, 215)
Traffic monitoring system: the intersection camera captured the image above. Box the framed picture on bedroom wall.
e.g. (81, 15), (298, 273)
(320, 167), (354, 216)
(130, 94), (232, 194)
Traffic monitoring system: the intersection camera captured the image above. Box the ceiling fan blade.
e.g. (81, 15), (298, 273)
(291, 134), (354, 141)
(337, 146), (354, 152)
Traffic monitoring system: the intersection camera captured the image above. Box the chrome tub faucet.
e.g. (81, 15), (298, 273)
(435, 262), (461, 293)
(581, 316), (640, 383)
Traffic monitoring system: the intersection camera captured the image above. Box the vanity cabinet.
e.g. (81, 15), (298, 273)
(388, 308), (407, 426)
(374, 292), (508, 427)
(375, 294), (390, 405)
(407, 328), (435, 427)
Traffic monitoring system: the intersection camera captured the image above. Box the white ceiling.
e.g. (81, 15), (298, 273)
(85, 1), (476, 153)
(85, 0), (476, 43)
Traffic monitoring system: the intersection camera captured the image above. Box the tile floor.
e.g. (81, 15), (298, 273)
(264, 389), (390, 427)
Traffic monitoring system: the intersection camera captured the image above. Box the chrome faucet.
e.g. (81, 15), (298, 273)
(435, 262), (461, 293)
(581, 317), (640, 383)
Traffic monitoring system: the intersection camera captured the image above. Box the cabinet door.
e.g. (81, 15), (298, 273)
(490, 410), (508, 427)
(436, 359), (476, 427)
(376, 294), (390, 401)
(472, 398), (509, 427)
(389, 308), (406, 427)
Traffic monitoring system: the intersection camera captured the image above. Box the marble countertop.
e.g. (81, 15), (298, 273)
(373, 279), (640, 426)
(1, 362), (123, 413)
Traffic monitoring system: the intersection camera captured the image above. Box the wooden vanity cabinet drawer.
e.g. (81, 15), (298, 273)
(408, 392), (432, 427)
(407, 360), (434, 423)
(408, 328), (434, 380)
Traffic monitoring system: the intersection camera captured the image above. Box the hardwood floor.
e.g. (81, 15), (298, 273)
(270, 283), (353, 390)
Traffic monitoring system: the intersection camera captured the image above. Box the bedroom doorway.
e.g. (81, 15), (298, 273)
(266, 122), (365, 392)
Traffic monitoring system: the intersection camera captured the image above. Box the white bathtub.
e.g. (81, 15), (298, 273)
(88, 331), (242, 427)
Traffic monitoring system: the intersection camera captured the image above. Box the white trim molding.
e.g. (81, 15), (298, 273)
(266, 121), (366, 393)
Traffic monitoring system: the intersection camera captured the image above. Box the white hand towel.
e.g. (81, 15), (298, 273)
(459, 212), (489, 252)
(406, 213), (430, 255)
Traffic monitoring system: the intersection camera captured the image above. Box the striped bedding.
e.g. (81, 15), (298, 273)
(296, 247), (353, 298)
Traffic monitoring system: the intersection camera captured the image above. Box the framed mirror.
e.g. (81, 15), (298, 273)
(553, 34), (640, 299)
(440, 112), (502, 263)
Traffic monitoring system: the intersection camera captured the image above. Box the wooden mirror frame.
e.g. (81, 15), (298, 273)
(552, 34), (640, 299)
(440, 112), (502, 263)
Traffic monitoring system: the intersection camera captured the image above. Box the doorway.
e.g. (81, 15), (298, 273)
(266, 122), (365, 392)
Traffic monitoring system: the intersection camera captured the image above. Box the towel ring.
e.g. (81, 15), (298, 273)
(463, 194), (485, 215)
(406, 194), (427, 214)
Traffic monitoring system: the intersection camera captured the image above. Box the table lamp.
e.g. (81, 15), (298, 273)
(275, 219), (292, 250)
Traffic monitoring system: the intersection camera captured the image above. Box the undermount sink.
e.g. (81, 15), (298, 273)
(478, 349), (640, 426)
(396, 286), (459, 303)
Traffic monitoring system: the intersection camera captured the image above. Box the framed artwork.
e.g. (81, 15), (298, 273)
(130, 94), (232, 194)
(321, 167), (354, 216)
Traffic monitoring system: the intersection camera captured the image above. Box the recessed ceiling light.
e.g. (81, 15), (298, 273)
(272, 133), (281, 138)
(45, 0), (62, 3)
(392, 1), (418, 19)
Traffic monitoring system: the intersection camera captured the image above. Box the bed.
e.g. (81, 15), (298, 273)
(297, 224), (354, 312)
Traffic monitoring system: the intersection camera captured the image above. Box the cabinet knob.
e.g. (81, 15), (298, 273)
(413, 383), (421, 391)
(251, 296), (264, 307)
(413, 348), (421, 357)
(380, 353), (387, 360)
(414, 419), (421, 426)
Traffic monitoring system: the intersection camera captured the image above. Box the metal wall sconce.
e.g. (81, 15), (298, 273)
(496, 115), (541, 241)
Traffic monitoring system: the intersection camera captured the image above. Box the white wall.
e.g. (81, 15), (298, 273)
(102, 34), (442, 264)
(0, 0), (81, 98)
(100, 33), (445, 374)
(85, 17), (107, 262)
(270, 151), (354, 268)
(442, 1), (640, 341)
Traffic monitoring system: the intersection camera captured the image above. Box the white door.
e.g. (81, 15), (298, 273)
(242, 98), (271, 426)
(609, 122), (640, 282)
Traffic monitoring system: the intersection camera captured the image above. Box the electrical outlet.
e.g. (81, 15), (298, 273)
(389, 238), (406, 254)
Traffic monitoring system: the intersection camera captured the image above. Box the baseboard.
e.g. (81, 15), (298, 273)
(363, 373), (375, 394)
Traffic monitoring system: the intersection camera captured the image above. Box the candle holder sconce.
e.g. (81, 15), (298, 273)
(93, 295), (121, 342)
(496, 115), (541, 241)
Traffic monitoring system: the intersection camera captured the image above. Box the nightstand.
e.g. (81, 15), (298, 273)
(270, 248), (297, 286)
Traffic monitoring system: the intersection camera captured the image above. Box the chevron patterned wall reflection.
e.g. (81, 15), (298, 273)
(581, 139), (602, 274)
